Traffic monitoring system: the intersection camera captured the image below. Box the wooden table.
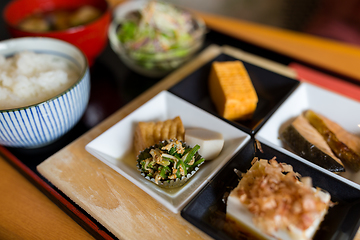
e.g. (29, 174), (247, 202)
(1, 2), (360, 240)
(0, 155), (94, 240)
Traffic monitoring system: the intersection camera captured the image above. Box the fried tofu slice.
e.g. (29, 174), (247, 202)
(133, 116), (185, 155)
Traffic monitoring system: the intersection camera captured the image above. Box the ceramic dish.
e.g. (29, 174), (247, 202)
(0, 37), (90, 148)
(108, 0), (206, 77)
(256, 82), (360, 190)
(85, 91), (250, 213)
(181, 139), (360, 240)
(3, 0), (111, 65)
(168, 53), (299, 135)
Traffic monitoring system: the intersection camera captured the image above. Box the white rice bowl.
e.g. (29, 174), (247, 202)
(0, 37), (90, 148)
(0, 51), (79, 109)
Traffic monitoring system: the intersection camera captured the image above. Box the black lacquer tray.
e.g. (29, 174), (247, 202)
(1, 0), (359, 238)
(168, 53), (299, 134)
(181, 139), (360, 240)
(0, 41), (295, 239)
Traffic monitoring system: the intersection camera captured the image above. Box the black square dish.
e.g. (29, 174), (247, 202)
(168, 53), (300, 135)
(181, 139), (360, 240)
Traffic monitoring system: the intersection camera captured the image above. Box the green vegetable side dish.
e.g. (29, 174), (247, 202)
(136, 139), (205, 188)
(116, 1), (205, 71)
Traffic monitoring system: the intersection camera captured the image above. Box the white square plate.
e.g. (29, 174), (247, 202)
(256, 82), (360, 189)
(85, 91), (251, 213)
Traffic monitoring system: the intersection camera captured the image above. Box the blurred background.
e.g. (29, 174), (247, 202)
(157, 0), (360, 47)
(165, 0), (360, 47)
(3, 0), (360, 47)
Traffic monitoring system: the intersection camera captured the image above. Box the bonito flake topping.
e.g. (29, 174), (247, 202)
(233, 157), (331, 235)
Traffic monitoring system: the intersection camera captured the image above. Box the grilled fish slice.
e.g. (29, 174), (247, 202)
(318, 112), (360, 155)
(305, 110), (360, 172)
(280, 114), (345, 172)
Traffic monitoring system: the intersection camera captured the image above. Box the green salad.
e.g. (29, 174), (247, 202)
(137, 139), (205, 188)
(116, 1), (203, 70)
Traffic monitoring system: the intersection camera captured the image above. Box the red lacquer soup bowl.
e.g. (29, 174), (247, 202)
(3, 0), (111, 66)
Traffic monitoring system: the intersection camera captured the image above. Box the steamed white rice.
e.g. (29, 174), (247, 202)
(0, 51), (79, 109)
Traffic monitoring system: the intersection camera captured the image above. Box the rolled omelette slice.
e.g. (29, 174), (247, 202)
(208, 61), (258, 121)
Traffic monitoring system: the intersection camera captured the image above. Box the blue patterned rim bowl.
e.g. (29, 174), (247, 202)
(0, 37), (90, 148)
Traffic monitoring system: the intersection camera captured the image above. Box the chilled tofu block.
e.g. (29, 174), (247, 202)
(208, 61), (258, 121)
(185, 128), (224, 160)
(226, 158), (331, 240)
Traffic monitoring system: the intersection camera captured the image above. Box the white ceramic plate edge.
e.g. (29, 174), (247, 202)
(85, 90), (252, 213)
(255, 135), (360, 189)
(85, 146), (182, 213)
(255, 81), (360, 190)
(87, 135), (251, 213)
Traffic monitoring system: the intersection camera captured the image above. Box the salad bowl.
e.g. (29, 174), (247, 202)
(108, 0), (206, 77)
